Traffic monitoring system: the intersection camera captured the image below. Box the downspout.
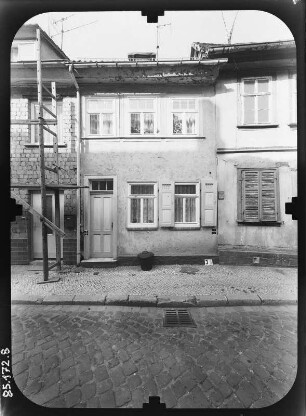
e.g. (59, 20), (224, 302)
(69, 64), (81, 265)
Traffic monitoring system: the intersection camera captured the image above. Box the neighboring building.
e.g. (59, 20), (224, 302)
(191, 41), (297, 266)
(10, 24), (78, 264)
(10, 25), (297, 267)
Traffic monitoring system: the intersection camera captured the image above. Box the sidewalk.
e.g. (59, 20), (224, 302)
(11, 263), (297, 307)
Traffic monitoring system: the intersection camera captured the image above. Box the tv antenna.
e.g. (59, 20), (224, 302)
(221, 11), (239, 44)
(156, 23), (171, 61)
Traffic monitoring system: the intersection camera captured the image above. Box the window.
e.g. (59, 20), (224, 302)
(128, 183), (157, 228)
(86, 98), (116, 136)
(174, 183), (200, 226)
(31, 102), (63, 145)
(127, 98), (157, 135)
(240, 77), (272, 125)
(11, 42), (36, 61)
(91, 180), (113, 191)
(238, 169), (279, 223)
(170, 98), (198, 135)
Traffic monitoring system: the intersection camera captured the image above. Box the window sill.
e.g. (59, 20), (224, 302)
(25, 144), (67, 148)
(173, 226), (201, 230)
(237, 221), (282, 227)
(237, 124), (279, 129)
(127, 226), (158, 231)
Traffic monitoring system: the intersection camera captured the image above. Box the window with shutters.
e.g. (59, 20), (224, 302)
(127, 183), (158, 228)
(30, 101), (63, 145)
(86, 98), (116, 137)
(127, 98), (157, 136)
(240, 77), (272, 125)
(174, 183), (200, 227)
(238, 169), (280, 224)
(170, 98), (199, 135)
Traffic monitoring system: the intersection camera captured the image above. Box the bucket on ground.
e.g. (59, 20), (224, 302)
(137, 251), (154, 271)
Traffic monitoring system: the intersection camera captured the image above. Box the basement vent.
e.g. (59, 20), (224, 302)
(163, 309), (197, 328)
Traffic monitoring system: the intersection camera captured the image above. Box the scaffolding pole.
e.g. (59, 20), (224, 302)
(36, 28), (49, 282)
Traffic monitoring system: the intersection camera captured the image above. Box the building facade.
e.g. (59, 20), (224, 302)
(10, 26), (297, 267)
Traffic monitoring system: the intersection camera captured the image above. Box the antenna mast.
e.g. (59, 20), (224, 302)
(221, 11), (239, 44)
(156, 23), (171, 62)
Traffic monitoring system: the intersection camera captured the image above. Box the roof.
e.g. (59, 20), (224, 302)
(13, 24), (69, 60)
(191, 40), (296, 61)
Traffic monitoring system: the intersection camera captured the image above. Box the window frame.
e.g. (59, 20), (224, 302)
(127, 182), (158, 229)
(30, 101), (63, 145)
(240, 77), (273, 126)
(237, 168), (280, 225)
(125, 96), (158, 137)
(169, 97), (199, 136)
(174, 182), (200, 228)
(86, 97), (117, 137)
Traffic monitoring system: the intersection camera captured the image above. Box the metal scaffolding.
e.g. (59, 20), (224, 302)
(11, 28), (77, 282)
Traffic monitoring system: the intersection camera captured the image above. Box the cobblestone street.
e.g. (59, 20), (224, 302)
(11, 304), (297, 409)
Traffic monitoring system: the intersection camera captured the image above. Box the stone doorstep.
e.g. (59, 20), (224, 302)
(226, 293), (261, 306)
(196, 295), (228, 307)
(156, 296), (197, 308)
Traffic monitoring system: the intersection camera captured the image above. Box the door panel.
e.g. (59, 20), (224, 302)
(32, 192), (64, 258)
(90, 194), (113, 258)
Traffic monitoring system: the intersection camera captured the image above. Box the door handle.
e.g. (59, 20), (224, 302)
(83, 230), (88, 235)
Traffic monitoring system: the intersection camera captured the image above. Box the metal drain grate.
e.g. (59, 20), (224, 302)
(163, 309), (197, 327)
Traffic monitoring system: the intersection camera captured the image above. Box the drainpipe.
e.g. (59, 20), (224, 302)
(69, 64), (81, 265)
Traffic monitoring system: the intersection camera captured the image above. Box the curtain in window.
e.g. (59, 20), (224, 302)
(131, 184), (154, 195)
(185, 198), (196, 222)
(102, 114), (113, 135)
(143, 198), (154, 223)
(173, 114), (183, 134)
(144, 113), (154, 134)
(186, 114), (196, 134)
(131, 114), (141, 134)
(131, 199), (141, 223)
(90, 114), (99, 134)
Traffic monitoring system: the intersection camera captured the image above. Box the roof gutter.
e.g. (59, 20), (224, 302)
(69, 58), (228, 68)
(69, 64), (81, 265)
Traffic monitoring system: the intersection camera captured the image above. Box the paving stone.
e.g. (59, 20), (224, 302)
(127, 374), (142, 390)
(79, 370), (93, 384)
(155, 371), (172, 388)
(23, 379), (43, 396)
(161, 387), (177, 408)
(28, 364), (42, 379)
(32, 384), (60, 406)
(100, 390), (116, 407)
(13, 371), (28, 391)
(122, 361), (138, 376)
(44, 368), (60, 388)
(61, 377), (79, 394)
(97, 378), (113, 394)
(46, 396), (67, 407)
(190, 386), (210, 407)
(236, 380), (260, 407)
(13, 361), (28, 376)
(115, 388), (131, 407)
(172, 380), (187, 399)
(148, 362), (163, 376)
(81, 382), (96, 402)
(86, 397), (101, 408)
(223, 394), (244, 408)
(132, 388), (145, 408)
(65, 388), (81, 407)
(95, 365), (109, 382)
(109, 366), (125, 386)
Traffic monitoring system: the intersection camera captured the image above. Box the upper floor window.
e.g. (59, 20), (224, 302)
(11, 42), (36, 62)
(31, 101), (63, 145)
(240, 77), (272, 125)
(86, 98), (116, 137)
(127, 98), (157, 135)
(170, 98), (198, 135)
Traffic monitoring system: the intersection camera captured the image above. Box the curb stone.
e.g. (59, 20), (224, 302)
(11, 294), (296, 307)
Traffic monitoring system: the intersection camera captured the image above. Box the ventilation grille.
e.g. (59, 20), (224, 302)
(163, 309), (197, 327)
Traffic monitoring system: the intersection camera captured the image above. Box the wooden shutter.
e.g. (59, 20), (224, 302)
(201, 179), (217, 227)
(260, 170), (277, 221)
(159, 182), (174, 227)
(242, 170), (260, 222)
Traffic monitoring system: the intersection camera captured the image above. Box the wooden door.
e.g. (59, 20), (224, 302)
(32, 192), (64, 259)
(90, 194), (113, 258)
